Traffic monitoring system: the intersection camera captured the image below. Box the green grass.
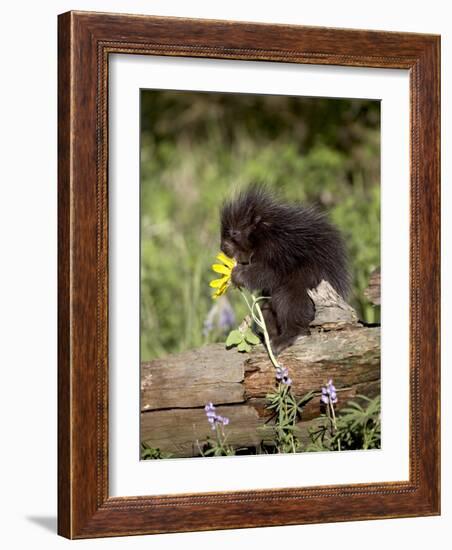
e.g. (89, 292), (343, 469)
(140, 91), (380, 361)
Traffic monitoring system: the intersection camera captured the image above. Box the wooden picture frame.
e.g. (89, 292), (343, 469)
(58, 10), (440, 538)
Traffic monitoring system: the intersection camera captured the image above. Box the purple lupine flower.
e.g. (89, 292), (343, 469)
(202, 303), (217, 337)
(275, 366), (292, 386)
(204, 402), (216, 424)
(275, 366), (288, 379)
(218, 300), (236, 331)
(202, 297), (236, 337)
(321, 379), (338, 405)
(204, 402), (230, 430)
(202, 316), (214, 337)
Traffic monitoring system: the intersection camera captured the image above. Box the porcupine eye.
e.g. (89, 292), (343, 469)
(253, 215), (261, 228)
(229, 229), (241, 241)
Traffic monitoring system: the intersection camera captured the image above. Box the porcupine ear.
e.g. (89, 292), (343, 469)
(252, 215), (272, 231)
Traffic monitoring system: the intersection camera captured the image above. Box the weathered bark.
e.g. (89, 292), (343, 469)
(244, 327), (380, 397)
(308, 280), (359, 329)
(141, 326), (380, 456)
(140, 281), (380, 457)
(141, 405), (263, 458)
(364, 267), (381, 306)
(141, 344), (244, 411)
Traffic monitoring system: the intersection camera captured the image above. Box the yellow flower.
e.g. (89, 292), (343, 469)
(209, 252), (236, 299)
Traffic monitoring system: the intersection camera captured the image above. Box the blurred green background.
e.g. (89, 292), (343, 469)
(140, 90), (380, 362)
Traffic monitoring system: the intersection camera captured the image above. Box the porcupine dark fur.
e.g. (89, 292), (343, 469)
(220, 184), (350, 353)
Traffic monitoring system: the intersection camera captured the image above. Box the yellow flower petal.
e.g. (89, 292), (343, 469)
(209, 276), (229, 288)
(216, 252), (236, 269)
(212, 282), (229, 298)
(211, 263), (231, 275)
(209, 252), (235, 299)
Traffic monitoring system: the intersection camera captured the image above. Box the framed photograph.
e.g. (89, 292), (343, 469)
(58, 11), (440, 538)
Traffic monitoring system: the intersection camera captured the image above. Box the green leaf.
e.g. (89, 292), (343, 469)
(244, 328), (261, 345)
(226, 329), (243, 347)
(237, 340), (252, 353)
(297, 390), (316, 408)
(244, 328), (260, 345)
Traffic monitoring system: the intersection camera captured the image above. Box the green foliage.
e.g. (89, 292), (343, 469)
(199, 439), (236, 457)
(225, 326), (260, 353)
(141, 442), (174, 460)
(243, 329), (261, 345)
(141, 391), (380, 458)
(331, 184), (380, 323)
(265, 385), (315, 453)
(225, 329), (243, 347)
(307, 395), (381, 452)
(140, 91), (380, 361)
(198, 427), (236, 457)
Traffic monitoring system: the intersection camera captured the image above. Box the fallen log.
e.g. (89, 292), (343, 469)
(141, 405), (263, 458)
(141, 344), (244, 411)
(141, 281), (380, 457)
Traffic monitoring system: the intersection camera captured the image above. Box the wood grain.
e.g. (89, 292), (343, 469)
(141, 344), (245, 411)
(140, 326), (380, 456)
(57, 11), (71, 538)
(364, 267), (381, 305)
(58, 10), (440, 538)
(142, 405), (263, 457)
(141, 329), (380, 409)
(244, 327), (380, 397)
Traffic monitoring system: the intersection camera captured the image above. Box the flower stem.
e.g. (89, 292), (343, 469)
(329, 400), (341, 451)
(254, 300), (281, 370)
(239, 288), (281, 370)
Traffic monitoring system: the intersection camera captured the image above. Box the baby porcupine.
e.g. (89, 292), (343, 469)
(220, 185), (350, 354)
